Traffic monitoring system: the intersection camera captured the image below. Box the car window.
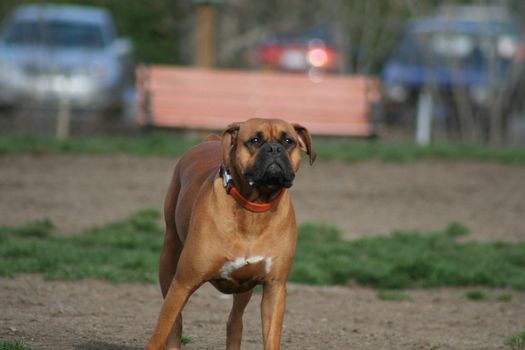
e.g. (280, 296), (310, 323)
(4, 19), (106, 49)
(394, 30), (508, 69)
(393, 18), (523, 69)
(430, 34), (475, 58)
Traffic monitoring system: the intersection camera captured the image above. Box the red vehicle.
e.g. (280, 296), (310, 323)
(250, 27), (341, 73)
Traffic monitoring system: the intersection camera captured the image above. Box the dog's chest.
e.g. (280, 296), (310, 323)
(211, 256), (272, 294)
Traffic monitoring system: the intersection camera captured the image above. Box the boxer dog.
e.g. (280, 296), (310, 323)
(145, 118), (315, 350)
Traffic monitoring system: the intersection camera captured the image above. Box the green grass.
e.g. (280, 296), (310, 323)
(1, 213), (525, 290)
(181, 336), (192, 345)
(497, 293), (513, 302)
(1, 134), (525, 164)
(0, 209), (163, 283)
(464, 290), (487, 300)
(0, 340), (31, 350)
(314, 139), (525, 164)
(0, 134), (199, 157)
(462, 290), (514, 302)
(290, 223), (525, 289)
(376, 290), (412, 301)
(505, 329), (525, 349)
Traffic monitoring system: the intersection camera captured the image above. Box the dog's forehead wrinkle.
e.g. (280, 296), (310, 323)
(240, 119), (292, 141)
(271, 122), (289, 139)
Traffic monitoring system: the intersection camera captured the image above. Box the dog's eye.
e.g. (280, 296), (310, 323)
(283, 137), (295, 145)
(249, 137), (262, 145)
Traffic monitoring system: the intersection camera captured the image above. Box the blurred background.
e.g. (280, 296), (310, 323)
(1, 0), (525, 145)
(3, 4), (525, 349)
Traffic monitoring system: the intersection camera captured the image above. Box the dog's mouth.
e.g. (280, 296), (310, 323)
(245, 161), (295, 189)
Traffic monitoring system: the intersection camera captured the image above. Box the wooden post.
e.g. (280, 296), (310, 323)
(415, 89), (433, 146)
(56, 97), (71, 140)
(196, 4), (215, 67)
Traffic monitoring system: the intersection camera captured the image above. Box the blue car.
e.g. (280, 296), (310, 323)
(381, 14), (524, 133)
(0, 4), (133, 114)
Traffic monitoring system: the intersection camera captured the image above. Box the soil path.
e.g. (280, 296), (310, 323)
(1, 154), (524, 241)
(1, 155), (525, 349)
(2, 276), (524, 350)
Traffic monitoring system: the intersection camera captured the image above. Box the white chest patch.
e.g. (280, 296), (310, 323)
(219, 256), (273, 280)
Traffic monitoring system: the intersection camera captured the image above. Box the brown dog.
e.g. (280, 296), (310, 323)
(145, 118), (315, 350)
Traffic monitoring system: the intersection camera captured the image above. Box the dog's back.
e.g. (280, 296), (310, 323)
(164, 139), (222, 244)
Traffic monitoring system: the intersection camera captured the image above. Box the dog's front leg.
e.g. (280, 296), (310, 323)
(226, 289), (254, 350)
(260, 281), (287, 350)
(145, 279), (198, 350)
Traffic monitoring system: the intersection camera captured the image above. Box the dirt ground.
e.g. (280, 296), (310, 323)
(1, 154), (525, 349)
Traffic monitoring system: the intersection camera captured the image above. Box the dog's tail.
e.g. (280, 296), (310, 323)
(164, 163), (181, 235)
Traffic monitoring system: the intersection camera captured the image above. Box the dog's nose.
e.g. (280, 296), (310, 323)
(266, 142), (284, 155)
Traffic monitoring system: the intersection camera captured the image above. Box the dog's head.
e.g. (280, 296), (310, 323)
(222, 118), (315, 192)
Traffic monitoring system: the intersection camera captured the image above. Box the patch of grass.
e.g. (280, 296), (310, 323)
(0, 134), (199, 157)
(1, 214), (525, 290)
(290, 223), (525, 289)
(2, 134), (525, 164)
(376, 290), (412, 301)
(462, 290), (514, 302)
(505, 329), (525, 349)
(313, 139), (525, 164)
(0, 209), (163, 283)
(0, 340), (32, 350)
(497, 293), (513, 302)
(181, 336), (192, 345)
(464, 290), (487, 300)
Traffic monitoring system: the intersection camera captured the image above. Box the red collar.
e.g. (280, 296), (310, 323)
(220, 165), (285, 213)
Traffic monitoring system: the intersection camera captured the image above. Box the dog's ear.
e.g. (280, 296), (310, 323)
(205, 134), (221, 142)
(222, 122), (242, 166)
(293, 123), (316, 165)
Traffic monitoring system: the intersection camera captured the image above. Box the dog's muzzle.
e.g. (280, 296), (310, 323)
(245, 142), (295, 188)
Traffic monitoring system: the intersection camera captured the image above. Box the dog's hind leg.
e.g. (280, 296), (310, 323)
(165, 313), (182, 350)
(226, 289), (254, 350)
(161, 231), (183, 350)
(159, 168), (184, 349)
(146, 276), (200, 350)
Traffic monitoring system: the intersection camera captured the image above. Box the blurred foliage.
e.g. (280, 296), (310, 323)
(1, 0), (524, 71)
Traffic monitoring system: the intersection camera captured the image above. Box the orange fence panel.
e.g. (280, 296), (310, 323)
(136, 66), (379, 137)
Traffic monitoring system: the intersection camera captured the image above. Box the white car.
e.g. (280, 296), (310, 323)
(0, 4), (133, 113)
